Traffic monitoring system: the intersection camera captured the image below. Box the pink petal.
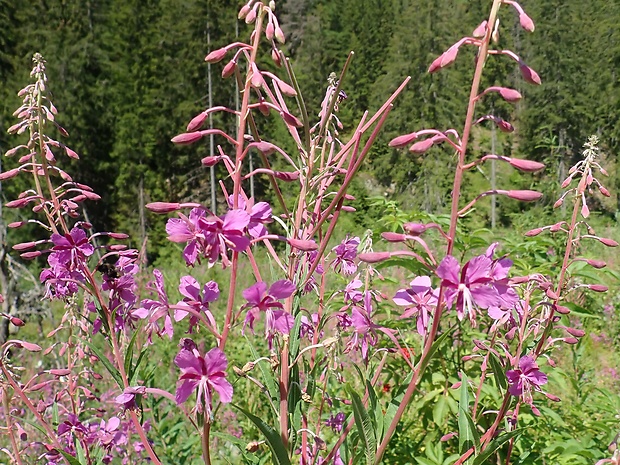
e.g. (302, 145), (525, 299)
(269, 280), (296, 299)
(243, 282), (268, 304)
(393, 289), (414, 307)
(271, 310), (294, 334)
(204, 348), (228, 375)
(210, 376), (233, 403)
(174, 350), (202, 373)
(436, 255), (460, 285)
(223, 209), (250, 231)
(179, 275), (200, 301)
(175, 379), (198, 404)
(166, 218), (193, 242)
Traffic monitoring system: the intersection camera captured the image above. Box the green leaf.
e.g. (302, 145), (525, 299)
(488, 352), (507, 391)
(59, 450), (85, 465)
(347, 385), (377, 465)
(376, 257), (429, 275)
(130, 348), (148, 385)
(472, 429), (524, 465)
(83, 340), (124, 389)
(433, 395), (448, 426)
(233, 404), (291, 465)
(457, 374), (478, 457)
(124, 329), (140, 381)
(244, 335), (279, 410)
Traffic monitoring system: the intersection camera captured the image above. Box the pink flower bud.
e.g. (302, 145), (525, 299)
(12, 242), (36, 251)
(409, 138), (435, 154)
(11, 317), (25, 327)
(201, 156), (222, 166)
(341, 206), (355, 212)
(598, 237), (619, 247)
(65, 147), (79, 159)
(250, 64), (265, 88)
(108, 245), (127, 251)
(589, 284), (608, 292)
(581, 203), (590, 218)
(281, 111), (303, 128)
(563, 337), (579, 345)
(496, 118), (514, 132)
(222, 60), (237, 79)
(553, 198), (563, 209)
(8, 221), (25, 228)
(554, 305), (570, 315)
(0, 168), (21, 180)
(497, 87), (522, 102)
(245, 8), (256, 23)
(171, 132), (204, 145)
(565, 327), (585, 337)
(6, 198), (31, 208)
(519, 62), (542, 85)
(273, 171), (299, 181)
(549, 222), (564, 232)
(205, 47), (228, 63)
(545, 393), (561, 402)
(381, 232), (407, 242)
(586, 259), (606, 269)
(187, 112), (208, 132)
(506, 190), (542, 201)
(525, 228), (543, 237)
(472, 20), (487, 38)
(358, 252), (391, 263)
(403, 222), (428, 235)
(599, 186), (611, 197)
(287, 238), (318, 251)
(275, 26), (285, 44)
(265, 22), (275, 41)
(145, 202), (181, 213)
(519, 12), (535, 32)
(272, 49), (282, 67)
(428, 44), (460, 73)
(238, 4), (250, 19)
(109, 232), (129, 239)
(545, 288), (559, 300)
(389, 132), (418, 148)
(49, 369), (71, 376)
(274, 79), (297, 97)
(254, 141), (277, 155)
(10, 340), (42, 352)
(508, 158), (545, 172)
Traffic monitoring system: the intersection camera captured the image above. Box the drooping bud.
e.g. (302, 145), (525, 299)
(581, 203), (590, 218)
(0, 168), (21, 180)
(271, 48), (282, 67)
(565, 327), (585, 337)
(586, 259), (606, 269)
(49, 369), (72, 376)
(65, 147), (79, 159)
(11, 317), (25, 327)
(381, 232), (407, 242)
(472, 20), (487, 38)
(525, 228), (543, 237)
(589, 284), (608, 292)
(389, 132), (418, 148)
(201, 156), (223, 167)
(274, 26), (285, 44)
(409, 138), (436, 154)
(171, 132), (204, 145)
(145, 202), (181, 213)
(273, 171), (299, 181)
(281, 111), (303, 128)
(598, 237), (619, 247)
(358, 252), (391, 263)
(254, 141), (277, 155)
(506, 190), (543, 201)
(403, 222), (428, 235)
(222, 60), (237, 79)
(265, 22), (275, 41)
(508, 158), (545, 172)
(274, 78), (297, 97)
(12, 242), (36, 251)
(519, 62), (542, 85)
(428, 43), (460, 73)
(238, 4), (251, 19)
(599, 186), (611, 197)
(8, 221), (25, 228)
(554, 305), (570, 315)
(187, 112), (208, 132)
(553, 198), (563, 209)
(205, 47), (229, 63)
(287, 238), (318, 251)
(519, 12), (535, 32)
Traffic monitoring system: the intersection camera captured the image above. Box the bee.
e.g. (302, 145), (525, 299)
(96, 262), (121, 280)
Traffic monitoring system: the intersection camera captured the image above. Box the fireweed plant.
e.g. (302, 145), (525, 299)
(1, 1), (617, 465)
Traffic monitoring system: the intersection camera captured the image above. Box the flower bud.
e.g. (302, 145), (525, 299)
(11, 317), (25, 327)
(428, 44), (460, 73)
(519, 62), (542, 85)
(553, 198), (563, 209)
(281, 111), (303, 128)
(171, 132), (203, 145)
(275, 26), (285, 44)
(254, 141), (277, 155)
(506, 190), (543, 201)
(65, 147), (79, 159)
(274, 78), (297, 97)
(588, 284), (608, 292)
(586, 259), (606, 269)
(20, 251), (42, 259)
(246, 441), (261, 453)
(525, 228), (543, 237)
(287, 238), (318, 251)
(565, 327), (585, 338)
(519, 12), (535, 32)
(599, 186), (611, 197)
(49, 369), (71, 376)
(245, 8), (256, 23)
(273, 171), (299, 181)
(0, 168), (21, 180)
(238, 4), (250, 19)
(187, 112), (208, 132)
(497, 87), (522, 102)
(265, 22), (275, 41)
(472, 20), (487, 38)
(358, 252), (391, 263)
(409, 138), (435, 154)
(549, 222), (564, 232)
(381, 232), (407, 242)
(205, 47), (228, 63)
(403, 222), (427, 235)
(201, 156), (222, 167)
(12, 241), (36, 251)
(145, 202), (181, 213)
(508, 158), (544, 172)
(563, 337), (579, 345)
(389, 132), (418, 148)
(109, 232), (130, 240)
(598, 237), (619, 247)
(271, 48), (282, 67)
(222, 60), (237, 78)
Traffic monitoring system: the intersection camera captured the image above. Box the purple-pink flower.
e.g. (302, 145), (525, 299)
(174, 345), (233, 417)
(436, 254), (503, 322)
(506, 355), (548, 401)
(134, 269), (173, 343)
(174, 276), (219, 333)
(242, 280), (296, 348)
(331, 235), (360, 275)
(393, 276), (438, 336)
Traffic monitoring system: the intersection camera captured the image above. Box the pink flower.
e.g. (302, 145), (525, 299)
(436, 254), (502, 322)
(174, 276), (219, 333)
(393, 276), (438, 336)
(135, 269), (173, 343)
(242, 280), (296, 348)
(506, 355), (547, 400)
(174, 346), (233, 417)
(331, 236), (360, 275)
